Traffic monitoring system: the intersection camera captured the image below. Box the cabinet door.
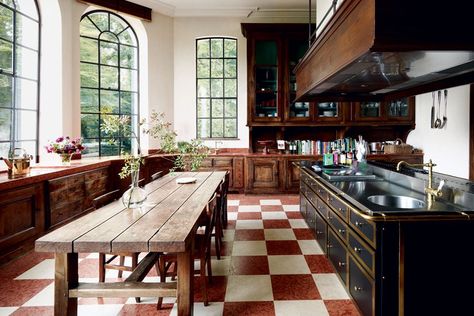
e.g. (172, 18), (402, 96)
(328, 229), (348, 285)
(0, 183), (45, 264)
(285, 158), (304, 192)
(386, 96), (415, 122)
(314, 101), (344, 123)
(232, 157), (244, 190)
(314, 209), (327, 254)
(349, 255), (375, 316)
(252, 37), (282, 122)
(246, 158), (280, 192)
(353, 101), (384, 121)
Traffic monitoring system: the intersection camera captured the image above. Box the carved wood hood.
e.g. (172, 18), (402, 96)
(295, 0), (474, 101)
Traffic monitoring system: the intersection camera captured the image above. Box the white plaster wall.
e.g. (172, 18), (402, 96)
(172, 17), (249, 149)
(407, 85), (470, 178)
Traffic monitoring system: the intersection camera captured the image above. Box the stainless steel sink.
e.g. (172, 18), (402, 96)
(367, 195), (426, 209)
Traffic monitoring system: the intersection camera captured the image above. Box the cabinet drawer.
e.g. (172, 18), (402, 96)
(349, 231), (375, 276)
(314, 210), (327, 254)
(84, 167), (108, 181)
(315, 197), (329, 219)
(328, 229), (348, 285)
(327, 192), (348, 220)
(327, 209), (347, 241)
(349, 256), (375, 316)
(50, 200), (83, 227)
(300, 195), (308, 220)
(350, 210), (376, 246)
(314, 182), (328, 201)
(305, 186), (319, 207)
(213, 157), (233, 167)
(306, 201), (317, 230)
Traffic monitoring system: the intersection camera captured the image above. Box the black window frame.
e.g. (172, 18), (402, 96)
(79, 10), (140, 157)
(195, 37), (238, 140)
(0, 0), (41, 162)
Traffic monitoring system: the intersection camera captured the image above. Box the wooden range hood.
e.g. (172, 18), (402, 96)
(295, 0), (474, 101)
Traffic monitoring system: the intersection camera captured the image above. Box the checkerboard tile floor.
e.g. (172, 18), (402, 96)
(0, 194), (361, 316)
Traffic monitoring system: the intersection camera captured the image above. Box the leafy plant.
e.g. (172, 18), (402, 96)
(171, 139), (210, 172)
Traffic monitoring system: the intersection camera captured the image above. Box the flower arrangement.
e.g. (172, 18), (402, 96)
(45, 136), (85, 155)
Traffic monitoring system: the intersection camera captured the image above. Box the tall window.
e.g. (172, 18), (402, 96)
(80, 11), (139, 157)
(0, 0), (40, 160)
(196, 37), (237, 139)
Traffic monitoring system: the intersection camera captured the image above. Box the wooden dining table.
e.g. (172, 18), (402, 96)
(35, 170), (226, 316)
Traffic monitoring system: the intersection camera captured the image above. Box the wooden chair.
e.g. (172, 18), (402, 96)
(220, 171), (230, 228)
(156, 192), (218, 308)
(151, 170), (164, 181)
(92, 189), (141, 302)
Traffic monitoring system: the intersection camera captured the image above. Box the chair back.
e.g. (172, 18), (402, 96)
(205, 192), (218, 239)
(151, 170), (164, 181)
(92, 189), (120, 209)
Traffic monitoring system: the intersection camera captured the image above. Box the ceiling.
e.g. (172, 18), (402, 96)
(129, 0), (312, 17)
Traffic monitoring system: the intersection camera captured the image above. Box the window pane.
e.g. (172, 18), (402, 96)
(100, 32), (118, 43)
(80, 17), (100, 38)
(100, 114), (121, 138)
(118, 29), (136, 46)
(211, 59), (223, 78)
(197, 119), (210, 138)
(224, 59), (236, 78)
(224, 99), (237, 117)
(197, 59), (209, 78)
(211, 99), (223, 117)
(89, 12), (109, 32)
(224, 39), (237, 58)
(16, 0), (38, 20)
(110, 16), (127, 34)
(100, 41), (118, 66)
(197, 79), (210, 97)
(197, 98), (210, 118)
(120, 91), (137, 115)
(211, 119), (223, 138)
(16, 13), (38, 49)
(15, 77), (37, 110)
(0, 0), (14, 9)
(121, 137), (133, 155)
(0, 108), (11, 141)
(14, 140), (36, 158)
(210, 79), (223, 98)
(224, 78), (236, 97)
(120, 68), (137, 92)
(80, 63), (98, 88)
(80, 88), (98, 113)
(210, 39), (223, 58)
(0, 39), (13, 73)
(81, 113), (99, 138)
(100, 139), (119, 156)
(82, 138), (99, 157)
(224, 119), (237, 137)
(0, 5), (13, 41)
(16, 45), (38, 80)
(197, 39), (209, 58)
(100, 65), (118, 89)
(15, 109), (37, 140)
(120, 45), (137, 69)
(0, 142), (9, 157)
(80, 37), (98, 63)
(0, 74), (12, 108)
(100, 90), (119, 113)
(119, 115), (132, 137)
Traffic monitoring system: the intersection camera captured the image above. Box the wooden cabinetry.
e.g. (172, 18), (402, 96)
(199, 156), (244, 192)
(47, 167), (109, 229)
(351, 97), (415, 124)
(0, 183), (45, 265)
(245, 157), (281, 193)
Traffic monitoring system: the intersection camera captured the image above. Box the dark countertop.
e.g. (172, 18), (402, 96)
(299, 162), (474, 221)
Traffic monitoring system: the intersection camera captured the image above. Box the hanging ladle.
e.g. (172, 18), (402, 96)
(439, 89), (448, 128)
(434, 90), (442, 128)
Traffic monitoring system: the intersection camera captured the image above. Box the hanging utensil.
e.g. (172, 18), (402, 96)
(434, 90), (442, 128)
(440, 89), (448, 128)
(431, 91), (435, 128)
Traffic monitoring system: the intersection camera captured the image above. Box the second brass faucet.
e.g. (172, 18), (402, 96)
(396, 159), (444, 209)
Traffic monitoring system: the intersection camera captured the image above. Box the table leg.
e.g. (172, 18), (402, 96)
(54, 253), (78, 316)
(177, 250), (194, 316)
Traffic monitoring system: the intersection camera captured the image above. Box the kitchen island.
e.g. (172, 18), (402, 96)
(298, 161), (474, 316)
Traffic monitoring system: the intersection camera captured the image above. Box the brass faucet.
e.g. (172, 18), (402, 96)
(396, 159), (444, 209)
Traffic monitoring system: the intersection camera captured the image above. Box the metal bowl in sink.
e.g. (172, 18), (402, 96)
(367, 195), (426, 209)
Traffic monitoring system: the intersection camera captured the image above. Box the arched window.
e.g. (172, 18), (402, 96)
(0, 0), (40, 160)
(80, 10), (139, 157)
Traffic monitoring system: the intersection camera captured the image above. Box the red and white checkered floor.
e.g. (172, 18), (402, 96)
(0, 194), (360, 315)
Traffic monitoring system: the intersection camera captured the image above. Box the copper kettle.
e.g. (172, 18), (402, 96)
(1, 148), (33, 179)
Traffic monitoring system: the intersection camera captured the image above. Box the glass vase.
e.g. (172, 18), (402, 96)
(122, 169), (147, 209)
(59, 153), (73, 166)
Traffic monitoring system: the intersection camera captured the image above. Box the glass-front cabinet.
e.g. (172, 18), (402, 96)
(287, 40), (310, 121)
(353, 97), (414, 122)
(314, 102), (342, 121)
(255, 40), (279, 119)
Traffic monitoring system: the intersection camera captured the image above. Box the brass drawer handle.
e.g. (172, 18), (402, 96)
(353, 247), (362, 253)
(338, 229), (345, 234)
(338, 207), (344, 213)
(327, 243), (332, 248)
(338, 261), (346, 267)
(316, 230), (323, 235)
(355, 221), (365, 227)
(353, 286), (363, 292)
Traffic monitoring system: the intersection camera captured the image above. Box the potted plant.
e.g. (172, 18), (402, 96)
(45, 136), (86, 165)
